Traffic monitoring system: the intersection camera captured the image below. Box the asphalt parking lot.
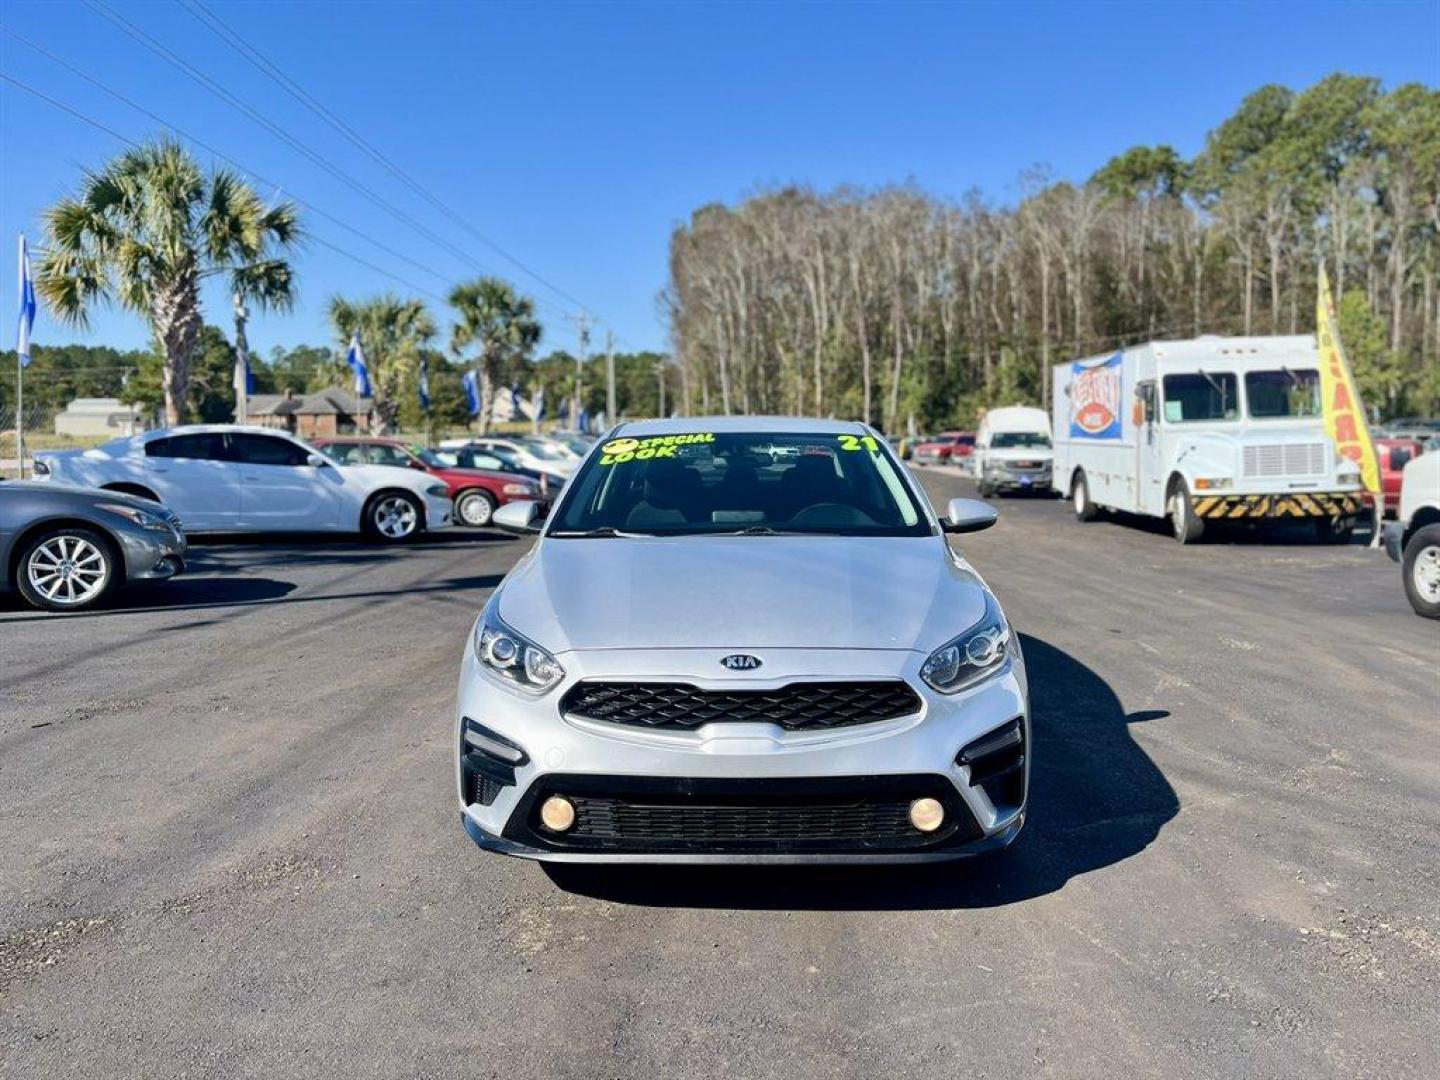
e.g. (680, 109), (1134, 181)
(2, 468), (1437, 1080)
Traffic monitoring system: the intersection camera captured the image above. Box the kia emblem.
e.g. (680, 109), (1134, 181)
(720, 654), (763, 671)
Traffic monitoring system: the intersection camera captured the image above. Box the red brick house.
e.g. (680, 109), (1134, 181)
(243, 387), (373, 439)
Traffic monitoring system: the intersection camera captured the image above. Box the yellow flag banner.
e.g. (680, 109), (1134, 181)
(1316, 266), (1381, 494)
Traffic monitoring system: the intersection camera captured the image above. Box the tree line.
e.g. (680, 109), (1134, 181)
(665, 75), (1439, 430)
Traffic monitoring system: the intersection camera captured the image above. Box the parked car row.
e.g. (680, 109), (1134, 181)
(2, 426), (594, 612)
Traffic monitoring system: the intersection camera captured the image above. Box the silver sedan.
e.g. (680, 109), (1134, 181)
(456, 418), (1029, 864)
(1, 481), (186, 612)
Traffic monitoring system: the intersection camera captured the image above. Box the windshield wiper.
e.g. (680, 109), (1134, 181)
(724, 525), (810, 536)
(547, 526), (654, 538)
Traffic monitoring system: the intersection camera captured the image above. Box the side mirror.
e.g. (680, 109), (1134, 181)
(305, 453), (330, 468)
(492, 499), (545, 534)
(943, 497), (998, 534)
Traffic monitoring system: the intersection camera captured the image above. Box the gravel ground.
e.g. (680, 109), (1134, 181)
(2, 468), (1437, 1079)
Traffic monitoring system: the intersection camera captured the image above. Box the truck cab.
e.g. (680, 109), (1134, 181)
(1053, 336), (1365, 543)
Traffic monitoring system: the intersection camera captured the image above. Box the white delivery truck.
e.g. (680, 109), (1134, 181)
(1050, 335), (1366, 544)
(973, 406), (1054, 498)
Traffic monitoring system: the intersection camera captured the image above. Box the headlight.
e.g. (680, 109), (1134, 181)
(1193, 477), (1232, 491)
(473, 603), (565, 694)
(920, 592), (1012, 694)
(502, 483), (535, 496)
(96, 502), (169, 531)
(425, 483), (450, 498)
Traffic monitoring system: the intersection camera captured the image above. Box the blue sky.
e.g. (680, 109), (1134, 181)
(2, 0), (1436, 361)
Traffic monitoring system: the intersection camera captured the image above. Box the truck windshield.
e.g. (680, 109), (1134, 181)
(1163, 372), (1238, 422)
(991, 432), (1050, 449)
(1245, 369), (1321, 419)
(549, 432), (930, 537)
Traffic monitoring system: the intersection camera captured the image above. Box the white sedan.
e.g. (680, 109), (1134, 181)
(34, 425), (454, 542)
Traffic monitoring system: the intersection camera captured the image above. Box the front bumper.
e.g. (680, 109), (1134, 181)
(425, 493), (456, 530)
(118, 523), (187, 582)
(455, 645), (1029, 864)
(1191, 490), (1365, 521)
(985, 469), (1052, 492)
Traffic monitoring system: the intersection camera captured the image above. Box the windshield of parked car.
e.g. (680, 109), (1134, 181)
(522, 439), (570, 461)
(412, 447), (449, 468)
(1245, 369), (1321, 419)
(990, 432), (1050, 449)
(549, 431), (931, 537)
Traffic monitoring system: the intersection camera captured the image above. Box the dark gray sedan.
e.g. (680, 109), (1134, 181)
(0, 481), (186, 611)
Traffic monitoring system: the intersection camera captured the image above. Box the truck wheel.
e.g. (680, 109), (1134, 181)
(455, 489), (496, 527)
(1167, 480), (1205, 544)
(1072, 472), (1100, 522)
(1401, 524), (1440, 619)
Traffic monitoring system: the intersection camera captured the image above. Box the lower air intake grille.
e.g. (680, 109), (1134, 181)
(571, 797), (914, 843)
(561, 680), (922, 731)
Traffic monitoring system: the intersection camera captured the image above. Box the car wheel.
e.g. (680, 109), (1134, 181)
(1167, 480), (1204, 544)
(364, 491), (422, 543)
(1072, 472), (1099, 522)
(455, 488), (497, 528)
(978, 478), (995, 499)
(15, 527), (116, 612)
(1401, 524), (1440, 619)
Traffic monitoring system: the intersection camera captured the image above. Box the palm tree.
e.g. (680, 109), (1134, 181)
(36, 138), (301, 426)
(448, 277), (542, 434)
(327, 294), (436, 434)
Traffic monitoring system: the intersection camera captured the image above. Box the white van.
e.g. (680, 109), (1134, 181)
(1050, 335), (1365, 543)
(974, 406), (1053, 498)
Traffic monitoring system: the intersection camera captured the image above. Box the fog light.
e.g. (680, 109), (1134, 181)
(908, 797), (945, 833)
(539, 795), (576, 832)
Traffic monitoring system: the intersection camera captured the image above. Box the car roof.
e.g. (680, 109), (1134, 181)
(613, 416), (869, 436)
(132, 424), (300, 439)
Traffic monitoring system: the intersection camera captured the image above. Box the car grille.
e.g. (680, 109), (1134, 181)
(508, 774), (985, 853)
(560, 680), (923, 731)
(1243, 442), (1326, 478)
(571, 797), (914, 843)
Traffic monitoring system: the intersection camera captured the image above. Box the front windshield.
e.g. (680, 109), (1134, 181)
(522, 439), (569, 461)
(412, 447), (448, 467)
(549, 431), (931, 537)
(991, 432), (1051, 449)
(1246, 369), (1321, 419)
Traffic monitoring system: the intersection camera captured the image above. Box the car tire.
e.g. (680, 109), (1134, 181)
(363, 491), (422, 543)
(1072, 472), (1100, 522)
(455, 488), (497, 528)
(15, 526), (116, 612)
(1401, 524), (1440, 619)
(978, 478), (995, 499)
(1167, 479), (1204, 544)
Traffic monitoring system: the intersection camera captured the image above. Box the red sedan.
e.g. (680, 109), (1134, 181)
(312, 436), (544, 528)
(911, 431), (976, 466)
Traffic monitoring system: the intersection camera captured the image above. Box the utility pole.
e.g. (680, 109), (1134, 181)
(232, 293), (250, 424)
(565, 313), (593, 431)
(604, 329), (616, 427)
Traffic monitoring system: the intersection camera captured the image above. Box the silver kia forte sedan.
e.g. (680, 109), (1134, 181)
(455, 418), (1029, 863)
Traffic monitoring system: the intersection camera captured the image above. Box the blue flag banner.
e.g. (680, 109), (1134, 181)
(418, 357), (431, 411)
(510, 384), (522, 418)
(462, 369), (481, 417)
(17, 235), (36, 369)
(577, 407), (591, 434)
(244, 356), (256, 395)
(346, 332), (372, 399)
(534, 385), (546, 421)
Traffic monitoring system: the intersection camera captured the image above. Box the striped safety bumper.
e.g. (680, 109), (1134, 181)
(1192, 491), (1365, 520)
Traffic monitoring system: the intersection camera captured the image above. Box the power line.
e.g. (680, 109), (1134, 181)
(80, 0), (568, 323)
(0, 72), (447, 304)
(175, 0), (605, 325)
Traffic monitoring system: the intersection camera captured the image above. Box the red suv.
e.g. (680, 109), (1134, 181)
(312, 436), (544, 528)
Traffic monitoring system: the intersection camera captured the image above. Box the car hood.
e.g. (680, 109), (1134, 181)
(343, 463), (438, 491)
(437, 466), (534, 486)
(498, 535), (989, 653)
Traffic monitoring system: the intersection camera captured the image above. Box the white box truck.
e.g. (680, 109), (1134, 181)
(1050, 335), (1366, 543)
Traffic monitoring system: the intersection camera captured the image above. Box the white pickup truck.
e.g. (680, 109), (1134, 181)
(1382, 449), (1440, 618)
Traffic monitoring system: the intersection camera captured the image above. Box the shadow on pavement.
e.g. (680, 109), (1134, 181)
(542, 633), (1178, 910)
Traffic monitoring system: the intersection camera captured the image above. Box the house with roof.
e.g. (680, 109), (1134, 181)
(242, 387), (372, 439)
